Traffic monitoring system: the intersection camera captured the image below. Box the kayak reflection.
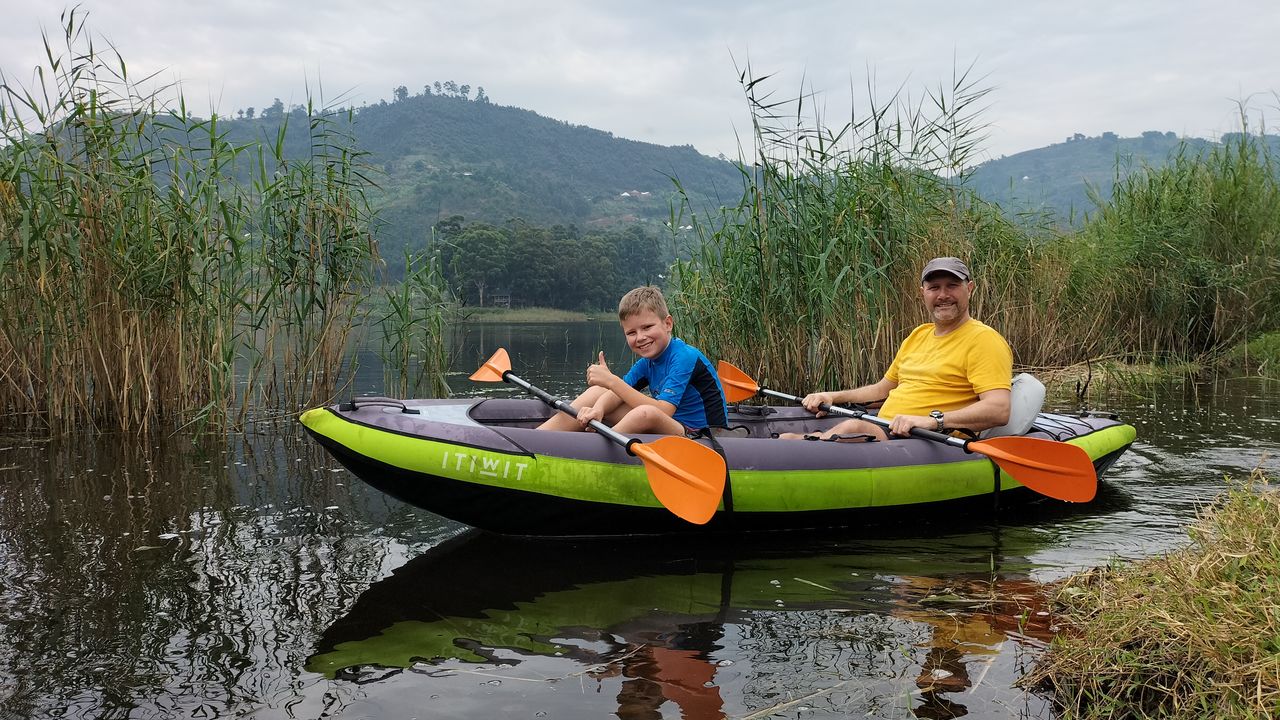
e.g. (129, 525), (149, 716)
(309, 509), (1113, 718)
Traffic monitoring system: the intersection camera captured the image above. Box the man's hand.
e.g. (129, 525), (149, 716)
(586, 351), (618, 390)
(800, 391), (836, 417)
(887, 414), (934, 437)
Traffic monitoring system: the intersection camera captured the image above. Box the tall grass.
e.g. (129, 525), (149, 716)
(1061, 118), (1280, 360)
(671, 69), (1280, 391)
(0, 10), (448, 432)
(378, 249), (452, 399)
(670, 64), (1058, 390)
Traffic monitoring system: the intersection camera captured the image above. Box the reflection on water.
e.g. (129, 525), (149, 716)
(0, 431), (458, 718)
(306, 527), (1078, 719)
(0, 322), (1277, 719)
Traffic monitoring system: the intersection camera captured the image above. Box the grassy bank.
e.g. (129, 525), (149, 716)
(1219, 330), (1280, 378)
(453, 306), (613, 323)
(1024, 470), (1280, 718)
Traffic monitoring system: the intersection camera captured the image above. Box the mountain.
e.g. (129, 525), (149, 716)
(220, 91), (746, 256)
(964, 131), (1220, 224)
(219, 94), (1275, 245)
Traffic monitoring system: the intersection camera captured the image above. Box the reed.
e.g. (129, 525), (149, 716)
(671, 69), (1280, 392)
(1061, 121), (1280, 361)
(0, 10), (445, 432)
(670, 65), (1059, 390)
(377, 249), (452, 398)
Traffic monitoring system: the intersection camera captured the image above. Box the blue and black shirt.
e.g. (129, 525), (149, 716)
(622, 337), (728, 430)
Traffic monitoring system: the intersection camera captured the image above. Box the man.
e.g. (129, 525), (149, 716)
(782, 256), (1011, 440)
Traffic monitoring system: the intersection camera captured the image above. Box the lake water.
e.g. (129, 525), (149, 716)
(1, 322), (1277, 719)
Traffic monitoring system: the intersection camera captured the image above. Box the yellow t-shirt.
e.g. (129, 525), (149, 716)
(876, 319), (1012, 420)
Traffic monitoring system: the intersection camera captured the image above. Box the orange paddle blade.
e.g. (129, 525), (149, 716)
(631, 436), (726, 525)
(468, 348), (511, 382)
(716, 361), (761, 403)
(970, 436), (1098, 502)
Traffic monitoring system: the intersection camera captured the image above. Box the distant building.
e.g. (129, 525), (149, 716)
(490, 288), (511, 308)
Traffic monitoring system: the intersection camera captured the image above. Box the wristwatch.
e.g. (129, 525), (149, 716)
(929, 410), (945, 432)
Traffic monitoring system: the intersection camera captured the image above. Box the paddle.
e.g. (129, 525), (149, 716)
(470, 348), (726, 524)
(716, 361), (1098, 502)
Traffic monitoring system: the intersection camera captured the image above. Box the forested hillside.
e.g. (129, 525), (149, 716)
(219, 87), (745, 262)
(963, 131), (1273, 224)
(208, 90), (1279, 307)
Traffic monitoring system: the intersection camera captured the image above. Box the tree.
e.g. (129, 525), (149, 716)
(448, 225), (512, 306)
(556, 233), (616, 309)
(433, 215), (466, 245)
(394, 85), (409, 102)
(459, 84), (471, 100)
(475, 87), (488, 103)
(505, 221), (558, 306)
(244, 106), (255, 119)
(262, 98), (285, 119)
(613, 225), (669, 289)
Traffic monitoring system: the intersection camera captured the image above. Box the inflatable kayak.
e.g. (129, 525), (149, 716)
(299, 395), (1136, 537)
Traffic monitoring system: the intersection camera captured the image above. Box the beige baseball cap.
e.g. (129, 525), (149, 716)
(920, 256), (971, 283)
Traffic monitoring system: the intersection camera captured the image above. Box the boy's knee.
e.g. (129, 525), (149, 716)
(618, 405), (677, 434)
(575, 386), (610, 404)
(628, 405), (662, 424)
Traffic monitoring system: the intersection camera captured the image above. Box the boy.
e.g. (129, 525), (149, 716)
(536, 286), (728, 435)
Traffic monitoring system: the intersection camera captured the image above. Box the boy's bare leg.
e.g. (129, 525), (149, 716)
(536, 386), (615, 431)
(777, 418), (889, 440)
(612, 405), (687, 436)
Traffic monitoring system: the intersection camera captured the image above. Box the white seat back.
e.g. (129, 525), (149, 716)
(980, 373), (1045, 438)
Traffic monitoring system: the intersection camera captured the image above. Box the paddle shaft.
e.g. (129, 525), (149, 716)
(499, 371), (638, 452)
(757, 387), (968, 449)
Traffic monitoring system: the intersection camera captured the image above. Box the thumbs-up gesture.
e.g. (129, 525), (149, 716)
(585, 351), (617, 389)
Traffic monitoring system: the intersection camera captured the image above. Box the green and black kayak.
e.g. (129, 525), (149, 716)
(299, 396), (1136, 537)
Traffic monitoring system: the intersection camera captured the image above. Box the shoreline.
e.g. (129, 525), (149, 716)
(450, 306), (612, 324)
(1024, 470), (1279, 718)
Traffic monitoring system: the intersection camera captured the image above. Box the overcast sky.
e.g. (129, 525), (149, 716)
(3, 1), (1277, 163)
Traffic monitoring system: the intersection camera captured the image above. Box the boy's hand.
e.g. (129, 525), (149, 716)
(586, 351), (617, 389)
(577, 404), (604, 429)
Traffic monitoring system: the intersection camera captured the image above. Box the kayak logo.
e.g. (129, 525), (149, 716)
(441, 449), (531, 483)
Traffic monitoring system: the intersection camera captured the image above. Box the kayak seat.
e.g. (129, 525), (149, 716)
(980, 373), (1045, 438)
(468, 398), (555, 426)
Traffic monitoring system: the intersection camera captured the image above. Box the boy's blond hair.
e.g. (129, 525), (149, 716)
(617, 286), (669, 320)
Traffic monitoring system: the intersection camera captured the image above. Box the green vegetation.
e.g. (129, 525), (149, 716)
(1067, 129), (1280, 359)
(457, 306), (608, 323)
(670, 65), (1051, 390)
(5, 13), (1277, 432)
(1023, 470), (1280, 719)
(0, 11), (447, 432)
(967, 130), (1280, 227)
(431, 216), (672, 310)
(1219, 331), (1280, 378)
(671, 70), (1280, 392)
(376, 252), (451, 399)
(215, 86), (743, 267)
(967, 131), (1211, 224)
(1036, 360), (1207, 407)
